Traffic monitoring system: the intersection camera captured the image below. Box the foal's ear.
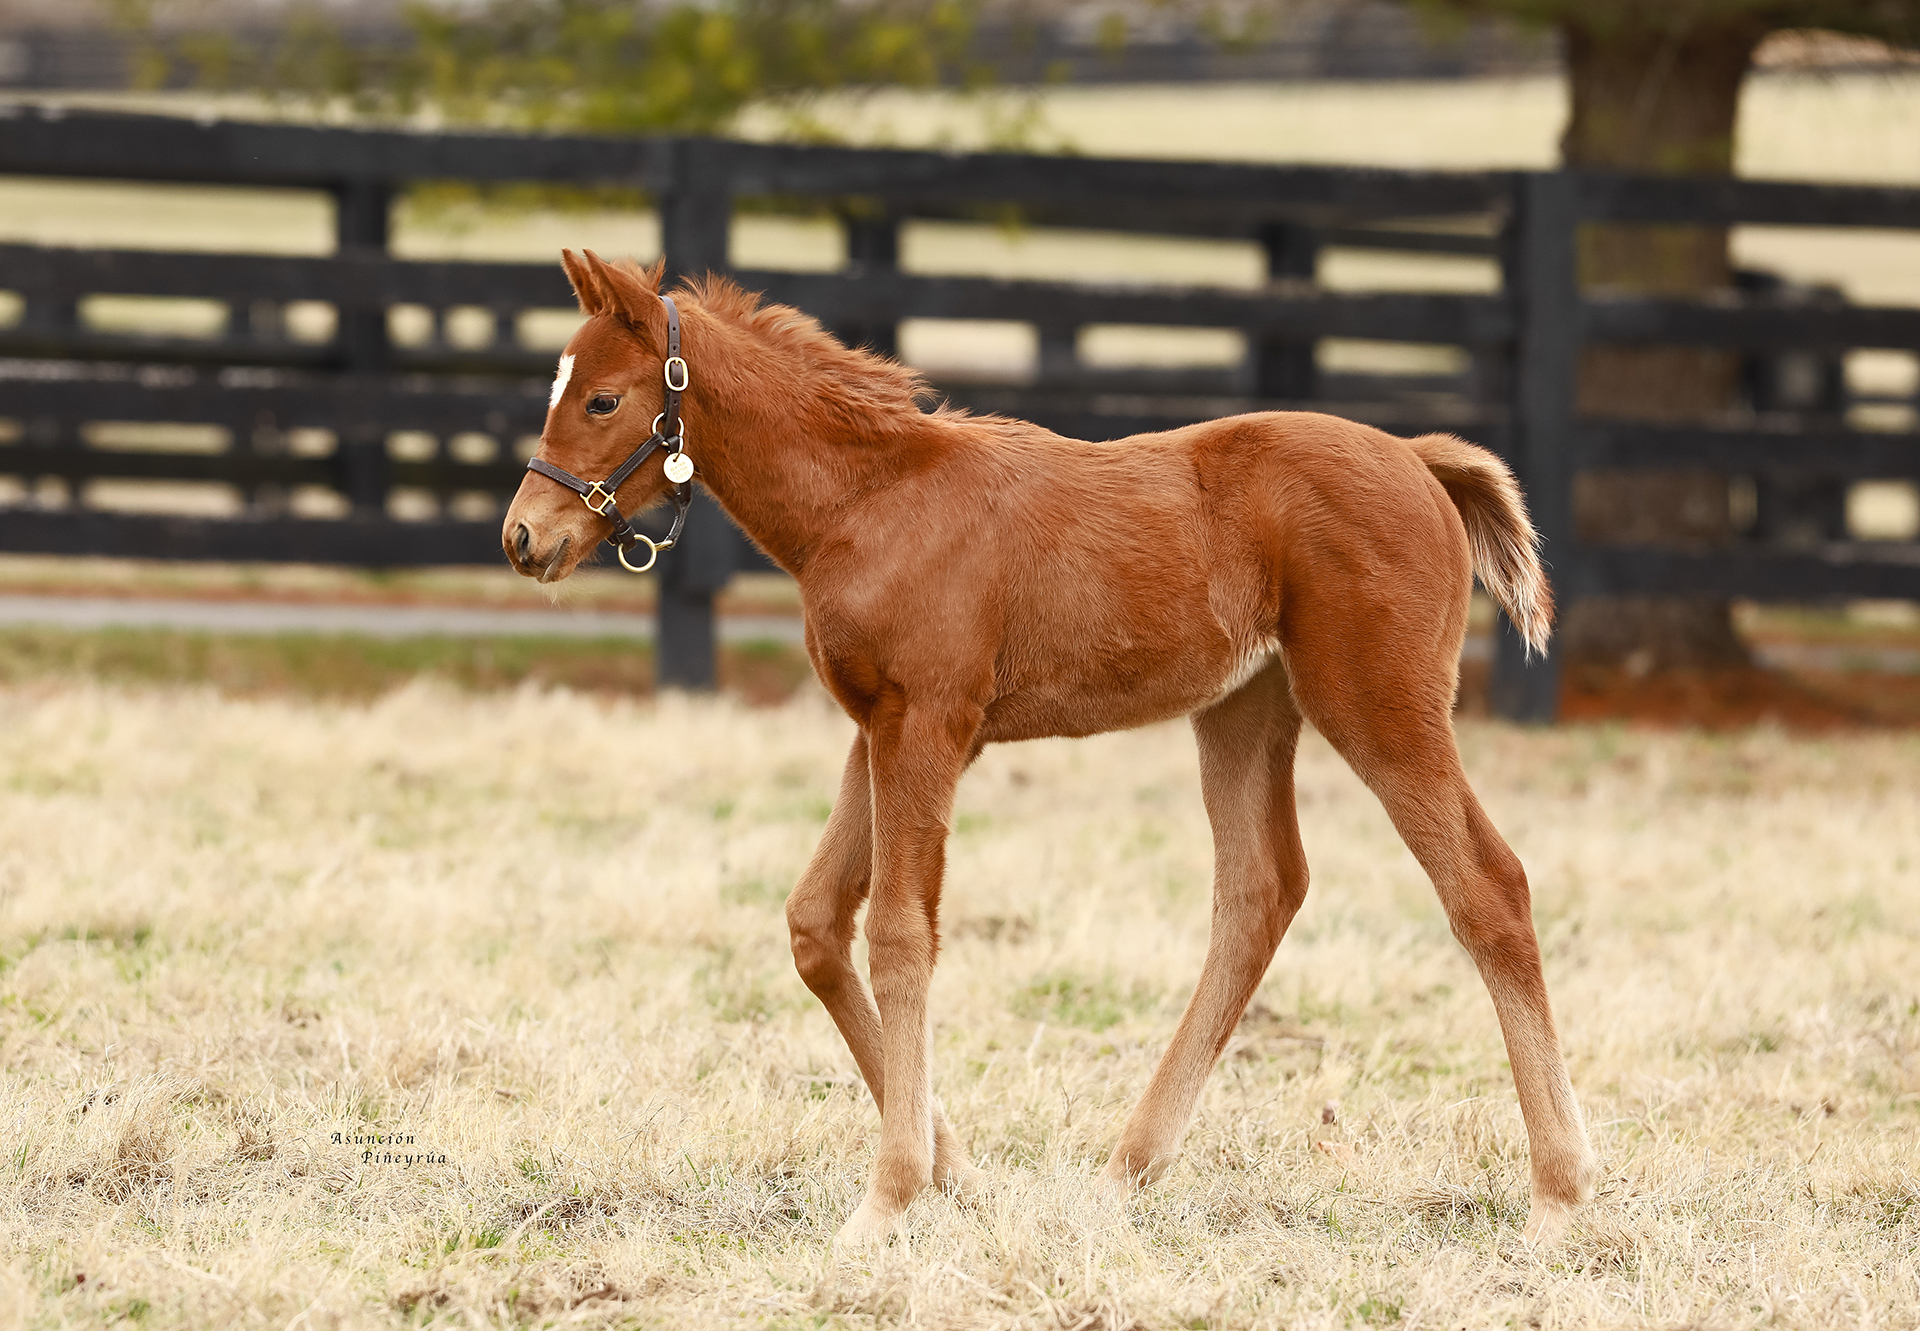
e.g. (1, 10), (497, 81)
(560, 248), (608, 316)
(581, 251), (669, 349)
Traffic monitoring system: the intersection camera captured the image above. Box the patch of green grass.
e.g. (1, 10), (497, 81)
(58, 921), (155, 950)
(720, 876), (786, 909)
(693, 945), (793, 1024)
(1010, 970), (1157, 1032)
(1354, 1293), (1404, 1326)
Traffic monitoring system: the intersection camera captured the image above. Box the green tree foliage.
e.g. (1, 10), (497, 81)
(396, 0), (983, 132)
(119, 0), (984, 134)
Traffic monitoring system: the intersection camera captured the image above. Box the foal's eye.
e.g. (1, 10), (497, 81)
(586, 394), (621, 416)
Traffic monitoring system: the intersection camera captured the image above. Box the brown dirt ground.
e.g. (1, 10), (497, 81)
(1456, 659), (1920, 731)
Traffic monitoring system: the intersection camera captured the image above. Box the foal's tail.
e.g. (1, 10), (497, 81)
(1409, 433), (1554, 657)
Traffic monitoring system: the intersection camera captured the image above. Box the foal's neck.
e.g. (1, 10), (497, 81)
(678, 294), (948, 575)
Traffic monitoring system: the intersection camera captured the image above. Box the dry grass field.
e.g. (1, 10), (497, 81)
(0, 679), (1915, 1329)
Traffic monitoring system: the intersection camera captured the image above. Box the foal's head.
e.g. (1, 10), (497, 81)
(503, 250), (680, 583)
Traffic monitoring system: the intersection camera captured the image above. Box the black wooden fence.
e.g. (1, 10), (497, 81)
(1487, 172), (1920, 719)
(1, 107), (1916, 715)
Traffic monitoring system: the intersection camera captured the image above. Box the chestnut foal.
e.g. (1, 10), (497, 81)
(504, 251), (1598, 1246)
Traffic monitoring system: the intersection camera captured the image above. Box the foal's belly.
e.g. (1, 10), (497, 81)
(978, 632), (1265, 744)
(980, 689), (1191, 744)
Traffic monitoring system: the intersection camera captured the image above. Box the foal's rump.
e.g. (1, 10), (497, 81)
(1198, 414), (1559, 706)
(1222, 413), (1549, 647)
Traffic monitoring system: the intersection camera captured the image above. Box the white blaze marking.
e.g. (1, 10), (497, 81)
(549, 354), (575, 408)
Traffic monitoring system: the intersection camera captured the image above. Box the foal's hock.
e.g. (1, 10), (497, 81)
(504, 250), (1599, 1247)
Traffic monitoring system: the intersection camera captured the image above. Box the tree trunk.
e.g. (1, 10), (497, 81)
(1557, 17), (1766, 670)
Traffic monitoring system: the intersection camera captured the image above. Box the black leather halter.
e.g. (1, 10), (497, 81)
(525, 293), (693, 574)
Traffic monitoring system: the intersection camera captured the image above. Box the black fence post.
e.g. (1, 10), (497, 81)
(656, 140), (735, 690)
(838, 210), (900, 357)
(1254, 221), (1318, 399)
(332, 177), (392, 370)
(1736, 271), (1852, 548)
(657, 493), (738, 689)
(16, 268), (82, 507)
(1037, 322), (1079, 384)
(1489, 172), (1578, 723)
(332, 177), (394, 518)
(661, 139), (732, 286)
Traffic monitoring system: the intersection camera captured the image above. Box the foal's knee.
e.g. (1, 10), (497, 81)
(785, 890), (847, 989)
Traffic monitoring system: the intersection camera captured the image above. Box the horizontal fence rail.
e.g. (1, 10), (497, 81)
(2, 106), (1917, 712)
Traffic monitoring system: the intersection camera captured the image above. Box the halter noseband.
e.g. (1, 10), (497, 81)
(525, 293), (693, 574)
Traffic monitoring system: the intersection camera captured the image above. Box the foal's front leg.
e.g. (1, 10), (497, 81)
(785, 733), (977, 1195)
(837, 695), (978, 1246)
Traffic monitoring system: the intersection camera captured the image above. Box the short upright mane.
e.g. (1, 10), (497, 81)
(567, 250), (949, 440)
(678, 271), (950, 435)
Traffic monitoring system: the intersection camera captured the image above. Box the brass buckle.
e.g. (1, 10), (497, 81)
(663, 355), (689, 393)
(581, 481), (616, 515)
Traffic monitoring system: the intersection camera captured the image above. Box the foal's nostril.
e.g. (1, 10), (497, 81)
(514, 523), (532, 562)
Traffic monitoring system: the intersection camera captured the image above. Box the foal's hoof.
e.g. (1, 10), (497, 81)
(938, 1159), (987, 1200)
(1521, 1196), (1577, 1248)
(834, 1198), (901, 1251)
(1100, 1150), (1168, 1192)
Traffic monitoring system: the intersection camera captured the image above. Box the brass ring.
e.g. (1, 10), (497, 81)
(650, 413), (688, 449)
(616, 537), (661, 574)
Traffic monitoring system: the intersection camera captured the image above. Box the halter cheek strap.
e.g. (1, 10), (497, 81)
(526, 293), (693, 574)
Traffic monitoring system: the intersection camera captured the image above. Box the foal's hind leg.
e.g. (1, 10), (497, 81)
(1105, 661), (1309, 1186)
(1290, 664), (1597, 1243)
(785, 732), (978, 1195)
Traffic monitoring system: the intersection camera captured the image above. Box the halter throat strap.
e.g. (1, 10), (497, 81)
(526, 293), (692, 574)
